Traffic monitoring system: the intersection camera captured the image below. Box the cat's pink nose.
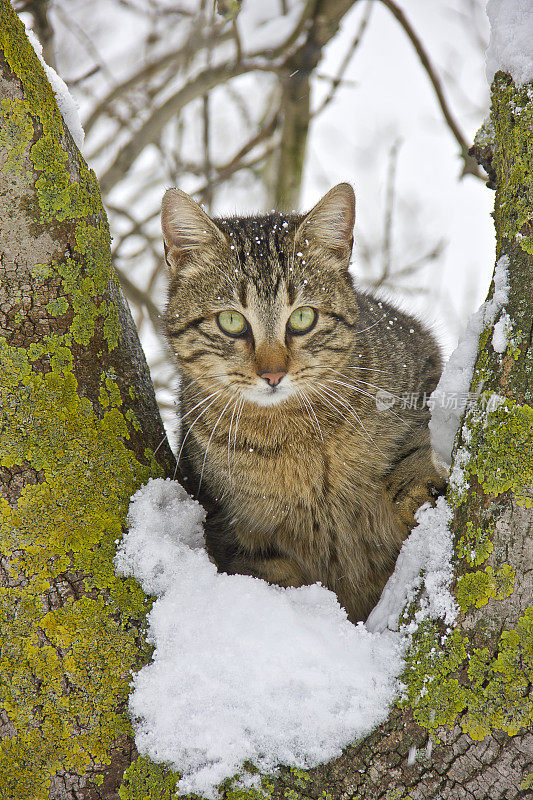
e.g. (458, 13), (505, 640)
(261, 371), (286, 387)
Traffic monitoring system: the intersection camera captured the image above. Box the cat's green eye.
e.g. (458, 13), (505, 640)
(288, 306), (316, 334)
(217, 310), (247, 336)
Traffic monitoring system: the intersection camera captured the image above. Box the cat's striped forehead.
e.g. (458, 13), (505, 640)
(215, 213), (300, 300)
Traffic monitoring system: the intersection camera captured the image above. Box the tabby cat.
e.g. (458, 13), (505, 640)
(161, 183), (446, 622)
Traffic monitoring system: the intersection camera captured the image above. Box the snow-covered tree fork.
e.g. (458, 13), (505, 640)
(0, 2), (531, 800)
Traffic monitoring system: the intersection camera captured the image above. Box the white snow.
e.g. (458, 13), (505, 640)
(429, 255), (510, 465)
(366, 497), (457, 634)
(448, 445), (471, 498)
(486, 0), (533, 86)
(26, 28), (85, 150)
(116, 478), (457, 797)
(492, 310), (511, 353)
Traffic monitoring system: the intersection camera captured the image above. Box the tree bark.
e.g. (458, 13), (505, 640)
(1, 2), (531, 796)
(0, 3), (175, 798)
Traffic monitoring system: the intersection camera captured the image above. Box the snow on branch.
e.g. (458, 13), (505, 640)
(26, 28), (85, 150)
(429, 255), (510, 467)
(486, 0), (533, 86)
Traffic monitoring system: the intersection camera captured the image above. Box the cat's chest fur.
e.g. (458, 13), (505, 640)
(196, 414), (390, 562)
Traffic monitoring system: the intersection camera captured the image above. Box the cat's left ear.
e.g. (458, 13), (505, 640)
(295, 183), (355, 265)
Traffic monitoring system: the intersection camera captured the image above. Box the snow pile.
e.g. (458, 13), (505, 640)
(366, 497), (457, 634)
(116, 478), (457, 798)
(486, 0), (533, 86)
(429, 255), (510, 465)
(26, 28), (85, 150)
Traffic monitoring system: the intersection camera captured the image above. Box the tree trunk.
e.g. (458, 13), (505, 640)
(273, 0), (359, 211)
(0, 4), (175, 798)
(1, 2), (531, 796)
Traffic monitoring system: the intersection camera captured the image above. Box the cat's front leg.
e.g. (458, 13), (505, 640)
(385, 444), (447, 530)
(204, 511), (307, 587)
(226, 552), (307, 588)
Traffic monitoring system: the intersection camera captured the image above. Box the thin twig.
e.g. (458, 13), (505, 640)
(314, 0), (373, 116)
(375, 139), (401, 286)
(379, 0), (483, 179)
(115, 266), (165, 337)
(83, 25), (232, 136)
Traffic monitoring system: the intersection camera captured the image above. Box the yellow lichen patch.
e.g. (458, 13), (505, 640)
(402, 608), (533, 741)
(0, 8), (121, 353)
(456, 521), (494, 567)
(119, 756), (181, 800)
(468, 401), (533, 506)
(457, 396), (533, 509)
(0, 97), (34, 172)
(491, 74), (533, 254)
(456, 564), (515, 612)
(0, 5), (171, 796)
(0, 337), (156, 797)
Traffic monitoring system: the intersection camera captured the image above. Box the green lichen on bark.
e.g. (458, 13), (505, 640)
(0, 96), (33, 172)
(456, 564), (515, 611)
(489, 73), (533, 404)
(0, 334), (159, 796)
(119, 756), (181, 800)
(401, 607), (533, 742)
(400, 70), (533, 763)
(0, 2), (119, 351)
(0, 3), (169, 796)
(490, 76), (533, 256)
(468, 400), (533, 506)
(456, 521), (494, 566)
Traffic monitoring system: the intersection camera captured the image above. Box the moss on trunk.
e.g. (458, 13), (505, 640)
(0, 3), (174, 797)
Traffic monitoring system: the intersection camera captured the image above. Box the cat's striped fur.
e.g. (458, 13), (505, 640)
(162, 184), (446, 622)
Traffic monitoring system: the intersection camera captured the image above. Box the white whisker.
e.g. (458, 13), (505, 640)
(322, 373), (405, 424)
(314, 381), (386, 456)
(298, 388), (323, 441)
(226, 396), (240, 484)
(180, 389), (226, 423)
(197, 394), (236, 494)
(232, 396), (245, 462)
(175, 389), (229, 480)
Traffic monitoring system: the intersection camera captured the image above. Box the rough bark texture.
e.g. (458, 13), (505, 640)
(1, 2), (531, 797)
(0, 4), (175, 798)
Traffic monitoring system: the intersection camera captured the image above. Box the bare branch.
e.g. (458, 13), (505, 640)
(83, 25), (232, 136)
(375, 138), (401, 288)
(98, 60), (257, 194)
(313, 0), (372, 117)
(379, 0), (484, 180)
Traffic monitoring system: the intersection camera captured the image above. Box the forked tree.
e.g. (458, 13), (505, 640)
(0, 3), (531, 798)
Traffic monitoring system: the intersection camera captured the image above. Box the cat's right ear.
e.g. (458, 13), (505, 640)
(161, 188), (226, 274)
(295, 183), (355, 266)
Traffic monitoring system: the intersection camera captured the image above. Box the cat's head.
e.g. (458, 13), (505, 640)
(161, 184), (359, 407)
